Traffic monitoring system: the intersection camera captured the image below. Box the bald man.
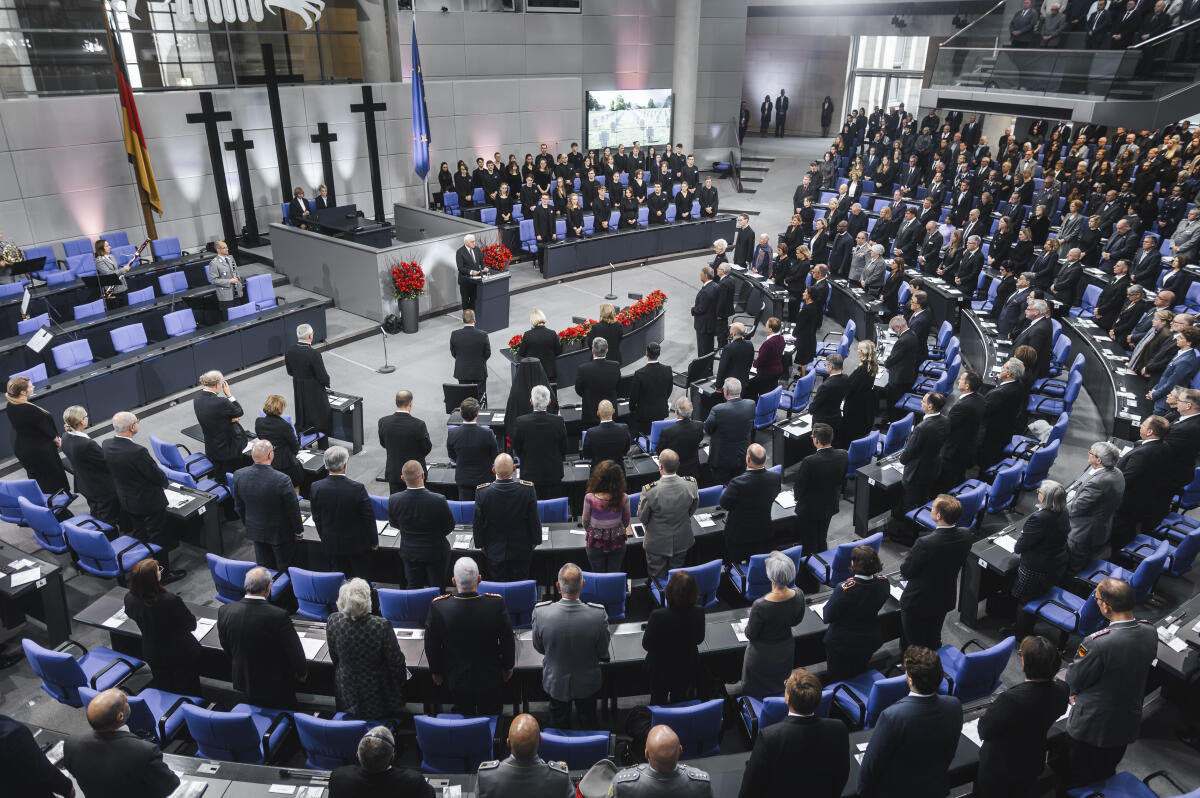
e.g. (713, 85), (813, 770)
(63, 689), (179, 798)
(610, 725), (713, 796)
(473, 453), (541, 580)
(477, 715), (573, 797)
(719, 443), (781, 563)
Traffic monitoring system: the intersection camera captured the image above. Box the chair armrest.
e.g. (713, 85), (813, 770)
(830, 683), (868, 727)
(174, 443), (194, 457)
(1143, 769), (1184, 794)
(184, 459), (212, 480)
(736, 696), (758, 738)
(1082, 566), (1110, 583)
(116, 539), (149, 566)
(960, 638), (987, 654)
(88, 656), (139, 689)
(76, 517), (105, 531)
(157, 695), (192, 743)
(56, 638), (88, 656)
(1032, 597), (1081, 627)
(261, 712), (294, 763)
(944, 674), (955, 695)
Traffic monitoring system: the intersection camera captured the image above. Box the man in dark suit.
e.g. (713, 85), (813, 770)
(892, 207), (923, 264)
(809, 353), (849, 439)
(793, 423), (849, 554)
(956, 236), (985, 296)
(715, 264), (738, 348)
(310, 446), (378, 579)
(716, 322), (754, 388)
(1013, 299), (1054, 378)
(533, 193), (557, 252)
(658, 397), (705, 479)
(512, 385), (568, 499)
(692, 266), (720, 356)
(629, 342), (673, 434)
(102, 412), (182, 579)
(979, 358), (1028, 469)
(447, 398), (499, 501)
(378, 390), (432, 494)
(63, 688), (179, 798)
(582, 400), (632, 467)
(3, 712), (73, 796)
(899, 495), (974, 649)
(456, 233), (484, 309)
(737, 667), (849, 798)
(61, 411), (120, 526)
(1111, 415), (1173, 551)
(884, 316), (921, 415)
(1087, 0), (1113, 46)
(1102, 219), (1138, 265)
(906, 292), (933, 358)
(473, 454), (541, 580)
(232, 440), (303, 571)
(284, 323), (332, 437)
(388, 460), (455, 588)
(829, 221), (854, 277)
(997, 271), (1034, 337)
(217, 566), (307, 707)
(940, 372), (985, 492)
(450, 309), (491, 401)
(1166, 389), (1200, 489)
(704, 378), (757, 485)
(574, 338), (621, 426)
(720, 444), (781, 562)
(858, 646), (964, 797)
(917, 221), (943, 274)
(898, 392), (950, 519)
(732, 215), (755, 266)
(194, 369), (246, 481)
(808, 264), (831, 309)
(1093, 259), (1132, 331)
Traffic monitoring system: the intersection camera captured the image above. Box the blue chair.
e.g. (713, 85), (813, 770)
(1122, 525), (1200, 577)
(539, 729), (610, 770)
(22, 638), (143, 707)
(555, 219), (567, 239)
(444, 192), (461, 216)
(63, 520), (160, 582)
(8, 362), (48, 386)
(163, 308), (197, 337)
(478, 579), (537, 627)
(111, 244), (137, 264)
(727, 552), (776, 601)
(180, 703), (293, 764)
(737, 695), (789, 741)
(1022, 588), (1105, 648)
(1028, 371), (1083, 416)
(1174, 467), (1200, 511)
(1005, 412), (1069, 459)
(818, 320), (856, 357)
(110, 322), (148, 353)
(61, 238), (93, 258)
(157, 271), (188, 294)
(512, 202), (523, 220)
(628, 491), (640, 517)
(1070, 285), (1102, 318)
(650, 560), (722, 608)
(804, 532), (883, 586)
(149, 434), (214, 480)
(938, 636), (1015, 702)
(827, 671), (938, 729)
(151, 237), (182, 260)
(780, 372), (816, 416)
(1077, 540), (1170, 604)
(102, 232), (130, 249)
(578, 571), (627, 621)
(908, 481), (988, 531)
(65, 252), (94, 277)
(0, 478), (73, 525)
(980, 461), (1024, 513)
(78, 685), (201, 745)
(17, 314), (48, 335)
(414, 714), (497, 772)
(162, 465), (229, 503)
(18, 496), (107, 555)
(73, 298), (105, 320)
(638, 418), (677, 453)
(378, 587), (440, 628)
(1066, 772), (1189, 798)
(650, 699), (723, 757)
(927, 320), (954, 358)
(227, 302), (258, 320)
(480, 207), (497, 225)
(753, 387), (783, 430)
(51, 339), (94, 372)
(448, 500), (474, 525)
(846, 431), (880, 481)
(127, 286), (155, 304)
(23, 244), (57, 268)
(919, 338), (960, 378)
(206, 553), (290, 603)
(583, 213), (595, 234)
(519, 219), (537, 253)
(877, 413), (913, 457)
(288, 567), (345, 620)
(294, 714), (371, 768)
(538, 497), (569, 523)
(697, 484), (724, 507)
(246, 274), (276, 310)
(472, 188), (485, 205)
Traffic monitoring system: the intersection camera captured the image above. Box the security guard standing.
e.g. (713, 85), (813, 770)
(610, 725), (713, 797)
(424, 556), (515, 716)
(473, 453), (542, 580)
(531, 563), (611, 729)
(477, 713), (574, 798)
(1063, 577), (1158, 789)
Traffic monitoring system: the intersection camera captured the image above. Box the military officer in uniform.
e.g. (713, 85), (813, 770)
(638, 449), (699, 579)
(531, 563), (610, 729)
(208, 239), (243, 310)
(609, 725), (713, 797)
(424, 557), (515, 715)
(472, 453), (542, 580)
(1064, 576), (1158, 788)
(821, 545), (890, 682)
(477, 713), (573, 798)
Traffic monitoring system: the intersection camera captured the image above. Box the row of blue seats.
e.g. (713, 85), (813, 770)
(22, 234), (184, 275)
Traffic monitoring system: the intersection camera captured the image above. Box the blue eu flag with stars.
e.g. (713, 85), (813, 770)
(411, 23), (431, 180)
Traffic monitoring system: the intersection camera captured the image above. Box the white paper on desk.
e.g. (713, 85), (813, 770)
(167, 779), (208, 798)
(856, 741), (869, 752)
(102, 609), (130, 629)
(296, 451), (319, 464)
(297, 635), (325, 660)
(443, 786), (462, 798)
(380, 525), (399, 537)
(268, 786), (296, 795)
(375, 520), (389, 533)
(164, 489), (192, 509)
(810, 601), (827, 620)
(732, 619), (749, 643)
(614, 622), (642, 635)
(569, 528), (586, 535)
(994, 535), (1017, 554)
(961, 718), (983, 747)
(775, 492), (797, 509)
(9, 558), (34, 570)
(884, 463), (905, 474)
(517, 630), (533, 641)
(192, 617), (216, 642)
(452, 534), (474, 549)
(696, 514), (717, 528)
(854, 753), (865, 765)
(9, 567), (40, 587)
(491, 413), (505, 424)
(1167, 637), (1188, 652)
(889, 584), (904, 602)
(303, 513), (316, 527)
(395, 628), (425, 640)
(329, 396), (348, 407)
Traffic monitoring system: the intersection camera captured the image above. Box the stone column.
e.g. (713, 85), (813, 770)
(672, 0), (702, 153)
(357, 0), (392, 84)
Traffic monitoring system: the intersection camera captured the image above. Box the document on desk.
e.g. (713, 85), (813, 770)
(775, 492), (797, 509)
(452, 533), (474, 549)
(192, 617), (217, 642)
(889, 584), (904, 602)
(491, 413), (505, 424)
(993, 535), (1018, 553)
(883, 462), (905, 475)
(810, 601), (827, 620)
(395, 628), (425, 640)
(103, 609), (130, 629)
(961, 717), (983, 747)
(302, 513), (316, 527)
(614, 622), (643, 635)
(296, 635), (325, 660)
(732, 619), (749, 643)
(167, 779), (208, 798)
(328, 395), (349, 408)
(297, 451), (320, 464)
(8, 558), (35, 571)
(380, 525), (399, 537)
(164, 489), (192, 509)
(696, 514), (717, 528)
(9, 567), (40, 587)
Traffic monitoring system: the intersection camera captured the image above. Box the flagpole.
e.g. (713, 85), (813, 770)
(412, 11), (431, 208)
(106, 5), (158, 240)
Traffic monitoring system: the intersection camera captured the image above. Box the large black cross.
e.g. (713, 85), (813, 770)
(185, 92), (237, 256)
(310, 123), (339, 207)
(240, 44), (303, 204)
(350, 85), (387, 223)
(224, 129), (263, 247)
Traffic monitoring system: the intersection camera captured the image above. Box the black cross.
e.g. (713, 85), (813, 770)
(350, 85), (387, 223)
(240, 44), (303, 204)
(185, 91), (237, 256)
(224, 129), (263, 248)
(310, 122), (339, 207)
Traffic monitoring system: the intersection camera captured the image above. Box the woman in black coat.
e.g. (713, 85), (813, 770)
(793, 287), (823, 371)
(1005, 227), (1035, 272)
(1028, 204), (1051, 246)
(516, 310), (561, 383)
(565, 194), (585, 239)
(255, 395), (303, 490)
(436, 162), (453, 208)
(839, 340), (880, 447)
(782, 214), (805, 254)
(822, 545), (889, 682)
(874, 156), (897, 195)
(809, 218), (831, 264)
(6, 376), (69, 494)
(453, 163), (474, 206)
(987, 217), (1015, 269)
(820, 95), (835, 138)
(642, 571), (706, 705)
(618, 186), (639, 229)
(586, 303), (624, 364)
(326, 578), (407, 720)
(1011, 480), (1070, 604)
(61, 406), (120, 525)
(124, 558), (203, 695)
(495, 183), (515, 224)
(880, 258), (905, 316)
(785, 246), (811, 323)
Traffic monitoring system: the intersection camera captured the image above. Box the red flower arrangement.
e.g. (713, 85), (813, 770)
(507, 290), (666, 352)
(482, 242), (512, 272)
(390, 260), (425, 300)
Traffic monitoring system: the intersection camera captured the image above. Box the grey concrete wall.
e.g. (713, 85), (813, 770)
(742, 33), (853, 138)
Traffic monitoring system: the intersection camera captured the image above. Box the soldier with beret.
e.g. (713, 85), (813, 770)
(609, 725), (712, 797)
(473, 453), (542, 580)
(477, 714), (573, 798)
(531, 563), (610, 729)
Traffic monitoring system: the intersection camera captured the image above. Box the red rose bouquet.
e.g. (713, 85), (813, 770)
(390, 260), (425, 300)
(482, 242), (512, 272)
(507, 290), (666, 351)
(508, 334), (523, 353)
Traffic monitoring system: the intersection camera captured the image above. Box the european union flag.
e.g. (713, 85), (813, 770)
(411, 22), (431, 181)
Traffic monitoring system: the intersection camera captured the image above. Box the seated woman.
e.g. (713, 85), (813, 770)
(288, 187), (311, 229)
(93, 238), (128, 295)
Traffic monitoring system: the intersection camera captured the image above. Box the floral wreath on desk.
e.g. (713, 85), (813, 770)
(481, 242), (512, 272)
(390, 260), (425, 299)
(507, 289), (666, 353)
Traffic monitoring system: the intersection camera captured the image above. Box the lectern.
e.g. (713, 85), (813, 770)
(473, 271), (511, 333)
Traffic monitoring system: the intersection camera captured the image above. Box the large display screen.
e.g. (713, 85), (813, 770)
(585, 89), (673, 151)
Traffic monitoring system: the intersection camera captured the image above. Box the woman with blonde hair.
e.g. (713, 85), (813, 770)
(586, 302), (624, 364)
(6, 375), (68, 493)
(517, 308), (560, 382)
(840, 340), (880, 445)
(566, 193), (584, 238)
(255, 394), (303, 490)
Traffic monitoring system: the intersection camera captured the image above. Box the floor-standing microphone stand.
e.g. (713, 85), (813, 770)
(377, 325), (395, 373)
(604, 262), (617, 301)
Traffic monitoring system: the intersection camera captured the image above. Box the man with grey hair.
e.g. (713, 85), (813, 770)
(704, 378), (757, 484)
(1050, 246), (1084, 303)
(284, 322), (332, 438)
(861, 243), (887, 292)
(575, 337), (620, 426)
(979, 358), (1027, 469)
(1067, 441), (1126, 572)
(193, 369), (246, 481)
(720, 442), (782, 562)
(715, 263), (737, 347)
(425, 556), (515, 715)
(456, 232), (483, 309)
(1170, 206), (1200, 260)
(658, 397), (705, 479)
(956, 234), (984, 293)
(884, 315), (921, 416)
(330, 725), (430, 796)
(716, 321), (754, 389)
(531, 563), (610, 728)
(692, 264), (720, 356)
(217, 565), (307, 708)
(640, 448), (700, 577)
(512, 385), (568, 499)
(1013, 299), (1054, 378)
(310, 445), (378, 579)
(232, 438), (303, 571)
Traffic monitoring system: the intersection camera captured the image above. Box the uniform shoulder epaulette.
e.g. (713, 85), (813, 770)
(519, 479), (534, 486)
(614, 767), (642, 783)
(483, 592), (503, 599)
(478, 760), (500, 770)
(644, 479), (658, 490)
(683, 475), (696, 482)
(432, 593), (450, 602)
(585, 601), (607, 612)
(477, 482), (491, 490)
(1135, 619), (1152, 624)
(548, 760), (568, 773)
(839, 577), (857, 590)
(683, 766), (709, 781)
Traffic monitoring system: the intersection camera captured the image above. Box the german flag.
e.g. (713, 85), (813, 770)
(104, 13), (162, 216)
